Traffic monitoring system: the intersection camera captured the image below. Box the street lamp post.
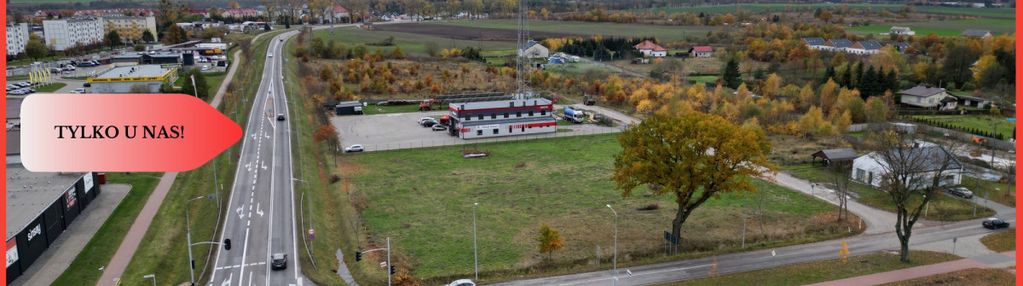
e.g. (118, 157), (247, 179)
(606, 204), (618, 286)
(185, 195), (210, 286)
(143, 274), (156, 286)
(473, 202), (479, 281)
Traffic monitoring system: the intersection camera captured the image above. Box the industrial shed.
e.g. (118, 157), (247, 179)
(335, 101), (364, 115)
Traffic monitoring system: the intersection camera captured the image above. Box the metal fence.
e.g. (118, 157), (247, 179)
(356, 126), (626, 153)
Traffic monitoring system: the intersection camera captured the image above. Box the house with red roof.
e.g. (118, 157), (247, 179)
(328, 5), (350, 23)
(689, 45), (713, 58)
(634, 40), (667, 57)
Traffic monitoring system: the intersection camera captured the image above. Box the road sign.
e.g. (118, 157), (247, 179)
(308, 229), (315, 241)
(663, 231), (680, 245)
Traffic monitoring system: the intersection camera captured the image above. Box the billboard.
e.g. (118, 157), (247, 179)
(83, 172), (94, 193)
(6, 240), (18, 268)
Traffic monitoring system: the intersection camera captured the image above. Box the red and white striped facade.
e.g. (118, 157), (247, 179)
(448, 98), (557, 139)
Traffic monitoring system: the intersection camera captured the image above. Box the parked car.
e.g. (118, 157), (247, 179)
(431, 125), (447, 131)
(418, 117), (435, 124)
(270, 253), (287, 270)
(201, 65), (211, 71)
(982, 218), (1010, 229)
(344, 144), (364, 153)
(447, 279), (476, 286)
(71, 88), (87, 94)
(421, 120), (438, 127)
(946, 187), (974, 199)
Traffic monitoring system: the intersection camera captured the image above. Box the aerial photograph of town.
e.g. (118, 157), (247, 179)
(2, 0), (1018, 285)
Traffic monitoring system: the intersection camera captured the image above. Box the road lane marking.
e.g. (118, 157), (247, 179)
(220, 273), (232, 286)
(256, 203), (263, 217)
(238, 227), (250, 286)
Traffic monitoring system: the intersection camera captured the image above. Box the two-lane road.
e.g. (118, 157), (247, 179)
(209, 29), (304, 286)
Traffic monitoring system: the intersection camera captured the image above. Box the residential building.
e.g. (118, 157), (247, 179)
(894, 42), (912, 53)
(689, 45), (713, 58)
(519, 40), (549, 59)
(898, 85), (957, 110)
(446, 96), (557, 139)
(328, 5), (351, 23)
(802, 37), (826, 50)
(956, 95), (991, 109)
(87, 65), (177, 93)
(42, 17), (105, 51)
(634, 40), (667, 57)
(6, 23), (29, 56)
(221, 8), (262, 19)
(890, 26), (915, 36)
(962, 29), (992, 38)
(847, 40), (883, 55)
(824, 38), (853, 53)
(104, 16), (158, 43)
(851, 143), (963, 190)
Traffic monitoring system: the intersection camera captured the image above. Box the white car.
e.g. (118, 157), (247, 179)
(447, 279), (475, 286)
(344, 144), (364, 153)
(268, 53), (273, 58)
(201, 65), (211, 71)
(71, 88), (86, 94)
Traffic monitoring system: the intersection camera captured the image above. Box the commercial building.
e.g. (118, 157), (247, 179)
(87, 65), (177, 93)
(6, 96), (103, 284)
(335, 101), (364, 115)
(6, 23), (29, 56)
(104, 16), (158, 43)
(446, 96), (557, 139)
(42, 17), (104, 51)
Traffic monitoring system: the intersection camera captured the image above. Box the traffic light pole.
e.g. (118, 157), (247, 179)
(355, 236), (393, 286)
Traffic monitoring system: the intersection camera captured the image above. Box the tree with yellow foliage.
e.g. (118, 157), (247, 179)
(762, 73), (782, 98)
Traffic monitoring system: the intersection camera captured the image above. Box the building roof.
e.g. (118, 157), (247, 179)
(899, 85), (946, 98)
(520, 40), (544, 51)
(894, 42), (911, 50)
(6, 165), (86, 239)
(333, 5), (348, 13)
(634, 40), (667, 52)
(962, 29), (991, 37)
(812, 148), (858, 162)
(336, 101), (362, 108)
(92, 65), (173, 80)
(861, 144), (963, 174)
(802, 37), (825, 46)
(956, 94), (988, 101)
(690, 46), (713, 53)
(829, 39), (853, 48)
(890, 26), (912, 32)
(859, 40), (883, 50)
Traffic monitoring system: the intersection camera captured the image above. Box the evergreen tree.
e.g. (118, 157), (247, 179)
(852, 62), (863, 88)
(861, 65), (877, 97)
(841, 65), (852, 87)
(822, 66), (836, 84)
(722, 58), (742, 89)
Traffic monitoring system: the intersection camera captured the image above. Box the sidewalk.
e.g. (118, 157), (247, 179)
(11, 184), (131, 286)
(769, 172), (895, 234)
(807, 251), (1015, 286)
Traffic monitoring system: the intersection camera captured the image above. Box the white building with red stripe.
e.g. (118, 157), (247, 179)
(447, 98), (557, 139)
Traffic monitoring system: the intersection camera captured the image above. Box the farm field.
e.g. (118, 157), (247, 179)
(909, 115), (1015, 139)
(631, 4), (1013, 19)
(437, 20), (717, 41)
(342, 134), (859, 283)
(847, 18), (1014, 36)
(310, 27), (515, 57)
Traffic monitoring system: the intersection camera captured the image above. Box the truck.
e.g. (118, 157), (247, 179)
(563, 107), (585, 123)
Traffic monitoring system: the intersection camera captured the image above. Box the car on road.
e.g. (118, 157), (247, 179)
(270, 253), (287, 270)
(982, 218), (1010, 229)
(447, 279), (475, 286)
(71, 88), (87, 94)
(431, 124), (447, 131)
(277, 113), (286, 121)
(268, 53), (273, 58)
(344, 144), (364, 153)
(946, 187), (974, 199)
(421, 120), (438, 127)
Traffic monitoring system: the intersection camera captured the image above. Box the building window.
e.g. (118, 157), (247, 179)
(510, 102), (515, 107)
(516, 112), (521, 117)
(528, 111), (534, 116)
(478, 115), (483, 120)
(477, 130), (483, 136)
(508, 126), (512, 133)
(492, 129), (498, 134)
(491, 114), (496, 119)
(541, 109), (546, 115)
(521, 126), (525, 132)
(504, 113), (509, 118)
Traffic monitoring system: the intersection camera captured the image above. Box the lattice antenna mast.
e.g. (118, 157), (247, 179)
(515, 0), (530, 98)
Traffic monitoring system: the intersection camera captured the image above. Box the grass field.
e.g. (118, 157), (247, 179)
(910, 115), (1015, 139)
(632, 4), (1014, 19)
(35, 82), (66, 92)
(979, 229), (1015, 252)
(310, 27), (515, 57)
(783, 164), (995, 221)
(343, 134), (860, 283)
(962, 176), (1015, 207)
(119, 29), (286, 286)
(362, 103), (422, 115)
(438, 20), (716, 41)
(661, 251), (960, 286)
(51, 173), (161, 286)
(881, 268), (1016, 286)
(847, 18), (1014, 36)
(688, 75), (719, 84)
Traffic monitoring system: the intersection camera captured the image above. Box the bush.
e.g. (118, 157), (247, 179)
(637, 203), (659, 211)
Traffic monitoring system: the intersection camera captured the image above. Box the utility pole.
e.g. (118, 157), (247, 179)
(473, 202), (479, 281)
(606, 204), (618, 286)
(387, 237), (392, 286)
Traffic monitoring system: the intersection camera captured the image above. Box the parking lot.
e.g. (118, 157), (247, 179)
(331, 110), (624, 152)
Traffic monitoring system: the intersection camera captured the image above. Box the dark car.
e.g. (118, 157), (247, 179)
(277, 114), (286, 121)
(946, 187), (974, 199)
(271, 253), (287, 270)
(982, 218), (1010, 230)
(421, 120), (438, 127)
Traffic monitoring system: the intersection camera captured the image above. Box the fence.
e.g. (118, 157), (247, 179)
(355, 126), (626, 153)
(846, 122), (1015, 151)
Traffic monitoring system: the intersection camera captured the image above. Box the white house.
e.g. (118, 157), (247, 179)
(689, 45), (713, 58)
(519, 40), (549, 59)
(851, 143), (963, 190)
(846, 40), (883, 55)
(890, 26), (915, 36)
(899, 85), (957, 110)
(6, 23), (29, 56)
(633, 40), (667, 57)
(802, 37), (826, 50)
(42, 17), (105, 51)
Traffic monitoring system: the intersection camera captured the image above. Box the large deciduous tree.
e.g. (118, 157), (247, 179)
(613, 110), (772, 243)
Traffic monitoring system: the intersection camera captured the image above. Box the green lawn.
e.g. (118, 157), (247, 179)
(882, 268), (1016, 286)
(909, 115), (1014, 139)
(979, 229), (1015, 252)
(848, 18), (1014, 36)
(783, 164), (995, 221)
(344, 134), (859, 283)
(51, 173), (161, 286)
(119, 29), (287, 286)
(362, 103), (422, 115)
(35, 82), (66, 92)
(204, 72), (228, 97)
(962, 176), (1015, 207)
(547, 61), (621, 76)
(662, 251), (960, 286)
(632, 4), (1014, 19)
(688, 75), (718, 84)
(310, 27), (515, 57)
(438, 20), (716, 42)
